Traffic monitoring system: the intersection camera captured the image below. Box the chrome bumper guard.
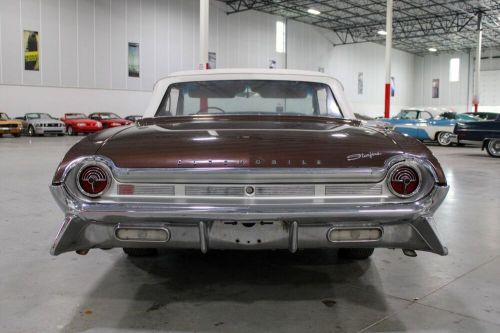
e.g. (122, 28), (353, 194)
(49, 184), (449, 256)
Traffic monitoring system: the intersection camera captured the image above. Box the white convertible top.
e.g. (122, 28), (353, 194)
(143, 68), (354, 119)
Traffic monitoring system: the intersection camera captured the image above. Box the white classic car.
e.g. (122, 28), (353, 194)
(381, 108), (476, 146)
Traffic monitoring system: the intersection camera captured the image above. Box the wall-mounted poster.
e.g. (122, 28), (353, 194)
(208, 52), (216, 69)
(432, 79), (440, 98)
(390, 76), (395, 97)
(357, 72), (363, 95)
(128, 42), (140, 77)
(24, 30), (39, 71)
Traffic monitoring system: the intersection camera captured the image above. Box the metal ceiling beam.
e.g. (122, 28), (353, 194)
(218, 0), (500, 54)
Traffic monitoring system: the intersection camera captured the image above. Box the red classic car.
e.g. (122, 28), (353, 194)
(61, 113), (103, 135)
(88, 112), (132, 128)
(50, 69), (449, 260)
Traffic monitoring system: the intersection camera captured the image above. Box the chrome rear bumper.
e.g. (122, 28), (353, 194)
(49, 184), (449, 256)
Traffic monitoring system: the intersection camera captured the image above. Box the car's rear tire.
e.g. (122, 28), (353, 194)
(338, 248), (374, 260)
(123, 248), (158, 257)
(437, 132), (453, 146)
(486, 139), (500, 158)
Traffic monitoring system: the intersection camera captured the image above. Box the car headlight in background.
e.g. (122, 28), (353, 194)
(35, 123), (43, 127)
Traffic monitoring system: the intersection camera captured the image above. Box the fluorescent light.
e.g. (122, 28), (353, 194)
(428, 47), (437, 52)
(377, 30), (387, 36)
(307, 8), (321, 15)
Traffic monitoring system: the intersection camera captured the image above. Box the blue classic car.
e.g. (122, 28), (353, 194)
(382, 109), (476, 146)
(454, 113), (500, 157)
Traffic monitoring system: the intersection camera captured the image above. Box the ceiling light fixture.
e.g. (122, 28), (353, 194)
(428, 47), (437, 52)
(307, 8), (321, 15)
(377, 30), (387, 35)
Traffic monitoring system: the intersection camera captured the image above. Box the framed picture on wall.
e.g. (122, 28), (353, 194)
(432, 79), (440, 98)
(208, 52), (216, 69)
(357, 72), (363, 95)
(128, 42), (140, 78)
(23, 30), (39, 71)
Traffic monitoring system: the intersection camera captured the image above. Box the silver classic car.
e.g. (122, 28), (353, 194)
(50, 69), (449, 260)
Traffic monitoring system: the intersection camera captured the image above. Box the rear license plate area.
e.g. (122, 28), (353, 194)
(209, 221), (288, 246)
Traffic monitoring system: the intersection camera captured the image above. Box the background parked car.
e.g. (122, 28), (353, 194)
(464, 112), (500, 121)
(88, 112), (132, 128)
(125, 115), (143, 122)
(381, 108), (475, 146)
(0, 112), (23, 137)
(61, 113), (103, 136)
(454, 116), (500, 157)
(19, 113), (65, 137)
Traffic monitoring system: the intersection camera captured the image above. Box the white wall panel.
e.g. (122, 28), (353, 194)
(60, 0), (78, 86)
(0, 0), (23, 84)
(40, 0), (59, 86)
(77, 0), (95, 88)
(140, 0), (155, 90)
(155, 0), (168, 78)
(110, 0), (126, 89)
(413, 52), (471, 113)
(167, 0), (182, 73)
(324, 43), (415, 118)
(0, 84), (151, 117)
(95, 0), (111, 89)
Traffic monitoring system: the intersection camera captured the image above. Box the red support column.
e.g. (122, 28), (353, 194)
(384, 83), (391, 118)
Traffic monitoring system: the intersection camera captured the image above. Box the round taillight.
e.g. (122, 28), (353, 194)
(77, 165), (110, 197)
(388, 165), (420, 198)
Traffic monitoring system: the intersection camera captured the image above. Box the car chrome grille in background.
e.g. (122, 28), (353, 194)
(116, 183), (384, 198)
(325, 184), (383, 196)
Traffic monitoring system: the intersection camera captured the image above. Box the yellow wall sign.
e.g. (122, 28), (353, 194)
(24, 30), (39, 71)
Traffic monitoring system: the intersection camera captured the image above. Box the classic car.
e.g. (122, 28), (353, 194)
(464, 112), (500, 121)
(88, 112), (132, 128)
(381, 108), (476, 146)
(50, 69), (449, 260)
(354, 113), (394, 130)
(19, 113), (65, 136)
(125, 115), (143, 122)
(0, 112), (22, 137)
(61, 113), (103, 135)
(454, 116), (500, 158)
